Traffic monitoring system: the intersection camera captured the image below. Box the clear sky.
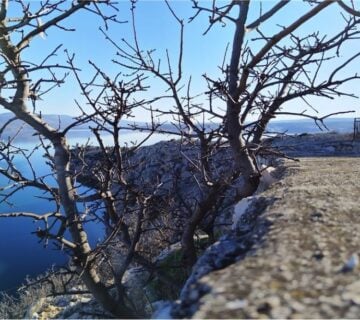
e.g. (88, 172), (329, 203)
(4, 0), (360, 121)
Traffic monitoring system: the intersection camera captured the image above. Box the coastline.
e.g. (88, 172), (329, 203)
(2, 131), (360, 318)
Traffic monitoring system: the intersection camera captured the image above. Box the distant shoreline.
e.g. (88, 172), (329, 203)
(0, 113), (356, 143)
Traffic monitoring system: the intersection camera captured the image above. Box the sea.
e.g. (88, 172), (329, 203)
(0, 117), (356, 295)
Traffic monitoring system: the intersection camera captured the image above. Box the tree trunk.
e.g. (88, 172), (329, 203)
(0, 19), (136, 315)
(53, 137), (137, 318)
(181, 185), (224, 268)
(225, 1), (260, 200)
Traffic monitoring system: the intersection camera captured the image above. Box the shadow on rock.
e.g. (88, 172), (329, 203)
(170, 196), (275, 319)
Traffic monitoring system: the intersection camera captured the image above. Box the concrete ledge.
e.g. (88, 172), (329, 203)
(175, 157), (360, 319)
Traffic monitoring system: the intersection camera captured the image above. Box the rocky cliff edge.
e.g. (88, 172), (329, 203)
(170, 157), (360, 319)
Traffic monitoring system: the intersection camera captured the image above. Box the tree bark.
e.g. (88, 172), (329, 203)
(226, 1), (261, 199)
(0, 22), (136, 318)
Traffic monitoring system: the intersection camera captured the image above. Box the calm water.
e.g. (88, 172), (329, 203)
(0, 143), (104, 294)
(0, 119), (353, 294)
(267, 117), (354, 134)
(0, 132), (169, 295)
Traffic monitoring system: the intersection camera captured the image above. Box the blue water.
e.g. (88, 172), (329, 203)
(0, 131), (171, 295)
(0, 142), (105, 294)
(267, 117), (354, 135)
(0, 118), (354, 295)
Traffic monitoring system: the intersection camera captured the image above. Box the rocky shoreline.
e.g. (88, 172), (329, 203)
(268, 132), (360, 157)
(171, 156), (360, 318)
(13, 132), (360, 318)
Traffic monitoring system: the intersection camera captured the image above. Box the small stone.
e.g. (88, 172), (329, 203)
(266, 296), (281, 308)
(344, 305), (360, 318)
(225, 299), (248, 310)
(54, 296), (70, 307)
(25, 298), (46, 319)
(37, 304), (62, 320)
(270, 306), (292, 319)
(342, 281), (360, 305)
(320, 303), (335, 317)
(340, 254), (359, 273)
(79, 296), (92, 304)
(69, 301), (77, 307)
(290, 301), (305, 312)
(318, 295), (343, 308)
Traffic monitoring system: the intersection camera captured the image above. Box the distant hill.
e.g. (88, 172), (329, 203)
(0, 112), (355, 143)
(0, 113), (87, 142)
(0, 113), (81, 129)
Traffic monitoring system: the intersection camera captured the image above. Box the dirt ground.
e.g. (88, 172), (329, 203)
(189, 157), (360, 319)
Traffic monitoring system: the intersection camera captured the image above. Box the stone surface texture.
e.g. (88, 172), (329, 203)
(24, 133), (360, 319)
(172, 156), (360, 318)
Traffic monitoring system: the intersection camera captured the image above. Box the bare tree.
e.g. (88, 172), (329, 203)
(102, 0), (360, 267)
(0, 2), (188, 316)
(192, 0), (359, 177)
(0, 0), (360, 318)
(0, 1), (140, 317)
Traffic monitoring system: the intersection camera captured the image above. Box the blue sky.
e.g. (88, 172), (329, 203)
(5, 1), (360, 121)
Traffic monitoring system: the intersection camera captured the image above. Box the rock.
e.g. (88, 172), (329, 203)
(172, 209), (270, 319)
(65, 135), (360, 319)
(340, 253), (359, 273)
(179, 235), (242, 302)
(53, 296), (70, 307)
(25, 297), (46, 319)
(79, 296), (92, 304)
(155, 242), (182, 263)
(225, 299), (248, 310)
(72, 140), (242, 255)
(34, 303), (62, 319)
(257, 166), (278, 193)
(146, 241), (191, 303)
(122, 267), (152, 315)
(232, 197), (254, 229)
(170, 157), (360, 318)
(23, 285), (108, 320)
(122, 243), (190, 317)
(342, 281), (360, 305)
(151, 300), (173, 319)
